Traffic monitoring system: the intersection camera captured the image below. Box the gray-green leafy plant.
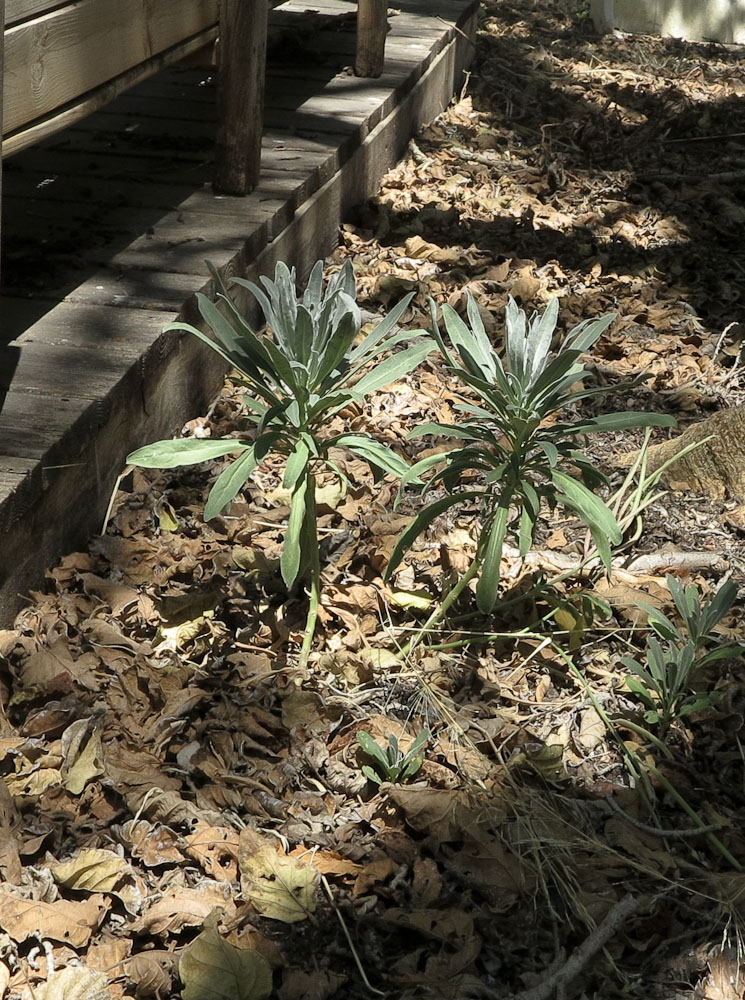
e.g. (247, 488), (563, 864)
(620, 575), (743, 734)
(356, 728), (430, 785)
(127, 259), (433, 666)
(385, 294), (676, 624)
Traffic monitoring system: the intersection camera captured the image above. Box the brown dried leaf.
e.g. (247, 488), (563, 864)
(126, 952), (177, 1000)
(0, 885), (109, 947)
(62, 723), (105, 795)
(239, 829), (317, 923)
(136, 885), (233, 937)
(50, 849), (144, 913)
(30, 967), (111, 1000)
(113, 819), (184, 867)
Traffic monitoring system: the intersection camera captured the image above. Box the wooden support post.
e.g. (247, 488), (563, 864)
(0, 0), (4, 283)
(355, 0), (387, 78)
(214, 0), (267, 196)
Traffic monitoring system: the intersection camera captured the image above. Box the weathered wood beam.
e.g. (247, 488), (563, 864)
(214, 0), (267, 196)
(1, 0), (4, 283)
(355, 0), (387, 77)
(2, 28), (217, 158)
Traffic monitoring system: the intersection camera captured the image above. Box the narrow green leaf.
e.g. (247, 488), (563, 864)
(312, 312), (359, 386)
(518, 505), (534, 557)
(625, 674), (658, 710)
(465, 292), (498, 380)
(476, 504), (509, 614)
(163, 321), (281, 410)
(128, 438), (249, 469)
(442, 303), (496, 382)
(352, 341), (434, 397)
(334, 434), (411, 480)
(551, 470), (622, 545)
(560, 412), (677, 434)
(280, 476), (308, 587)
(407, 421), (495, 443)
(348, 293), (415, 363)
(563, 312), (616, 354)
(385, 492), (483, 581)
(396, 449), (460, 496)
(524, 297), (559, 386)
(204, 445), (259, 521)
(357, 731), (388, 768)
(283, 437), (311, 490)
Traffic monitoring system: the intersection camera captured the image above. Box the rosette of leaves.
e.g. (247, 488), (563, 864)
(356, 728), (430, 785)
(386, 294), (676, 620)
(128, 259), (433, 665)
(620, 575), (744, 734)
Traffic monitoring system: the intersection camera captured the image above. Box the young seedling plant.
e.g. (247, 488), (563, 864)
(356, 728), (430, 785)
(620, 574), (744, 736)
(128, 260), (433, 667)
(386, 294), (676, 653)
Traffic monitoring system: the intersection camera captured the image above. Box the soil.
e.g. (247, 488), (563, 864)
(3, 1), (745, 998)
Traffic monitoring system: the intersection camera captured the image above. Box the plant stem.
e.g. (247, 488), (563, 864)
(400, 555), (481, 658)
(298, 472), (320, 671)
(646, 763), (742, 870)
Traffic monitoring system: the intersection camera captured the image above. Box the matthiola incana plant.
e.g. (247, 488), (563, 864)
(128, 259), (433, 665)
(386, 294), (676, 623)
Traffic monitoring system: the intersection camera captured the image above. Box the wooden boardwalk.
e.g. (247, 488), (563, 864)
(0, 0), (478, 623)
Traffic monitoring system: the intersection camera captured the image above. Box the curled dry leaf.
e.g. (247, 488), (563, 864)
(386, 786), (507, 845)
(135, 884), (234, 937)
(0, 885), (109, 947)
(61, 722), (104, 795)
(112, 819), (184, 867)
(183, 824), (240, 882)
(50, 849), (144, 915)
(28, 966), (111, 1000)
(0, 778), (22, 884)
(126, 951), (178, 999)
(577, 707), (606, 751)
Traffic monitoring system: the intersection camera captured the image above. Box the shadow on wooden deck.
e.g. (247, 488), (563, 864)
(0, 0), (478, 624)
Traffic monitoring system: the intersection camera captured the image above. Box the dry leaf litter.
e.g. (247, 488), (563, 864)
(3, 1), (745, 998)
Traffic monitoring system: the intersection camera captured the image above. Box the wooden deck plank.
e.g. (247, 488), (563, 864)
(3, 0), (217, 134)
(0, 0), (479, 623)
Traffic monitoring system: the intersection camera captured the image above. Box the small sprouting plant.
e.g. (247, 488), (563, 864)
(356, 728), (430, 785)
(620, 575), (743, 735)
(127, 259), (433, 666)
(385, 294), (675, 625)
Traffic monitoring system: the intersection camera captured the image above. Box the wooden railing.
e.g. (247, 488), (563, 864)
(0, 0), (388, 275)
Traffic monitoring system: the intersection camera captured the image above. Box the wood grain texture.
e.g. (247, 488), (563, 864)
(214, 0), (268, 195)
(1, 0), (4, 281)
(356, 0), (387, 77)
(3, 0), (218, 134)
(2, 29), (217, 155)
(6, 1), (73, 28)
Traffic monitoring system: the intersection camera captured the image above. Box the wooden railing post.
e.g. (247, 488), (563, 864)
(0, 0), (5, 283)
(214, 0), (267, 196)
(355, 0), (387, 78)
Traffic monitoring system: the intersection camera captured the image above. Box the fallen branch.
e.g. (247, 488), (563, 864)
(501, 544), (728, 579)
(623, 549), (729, 575)
(512, 895), (638, 1000)
(638, 170), (745, 184)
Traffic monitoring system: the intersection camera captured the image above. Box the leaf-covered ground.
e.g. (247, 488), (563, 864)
(3, 2), (745, 998)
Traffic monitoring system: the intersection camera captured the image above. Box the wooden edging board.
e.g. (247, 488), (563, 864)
(0, 0), (478, 624)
